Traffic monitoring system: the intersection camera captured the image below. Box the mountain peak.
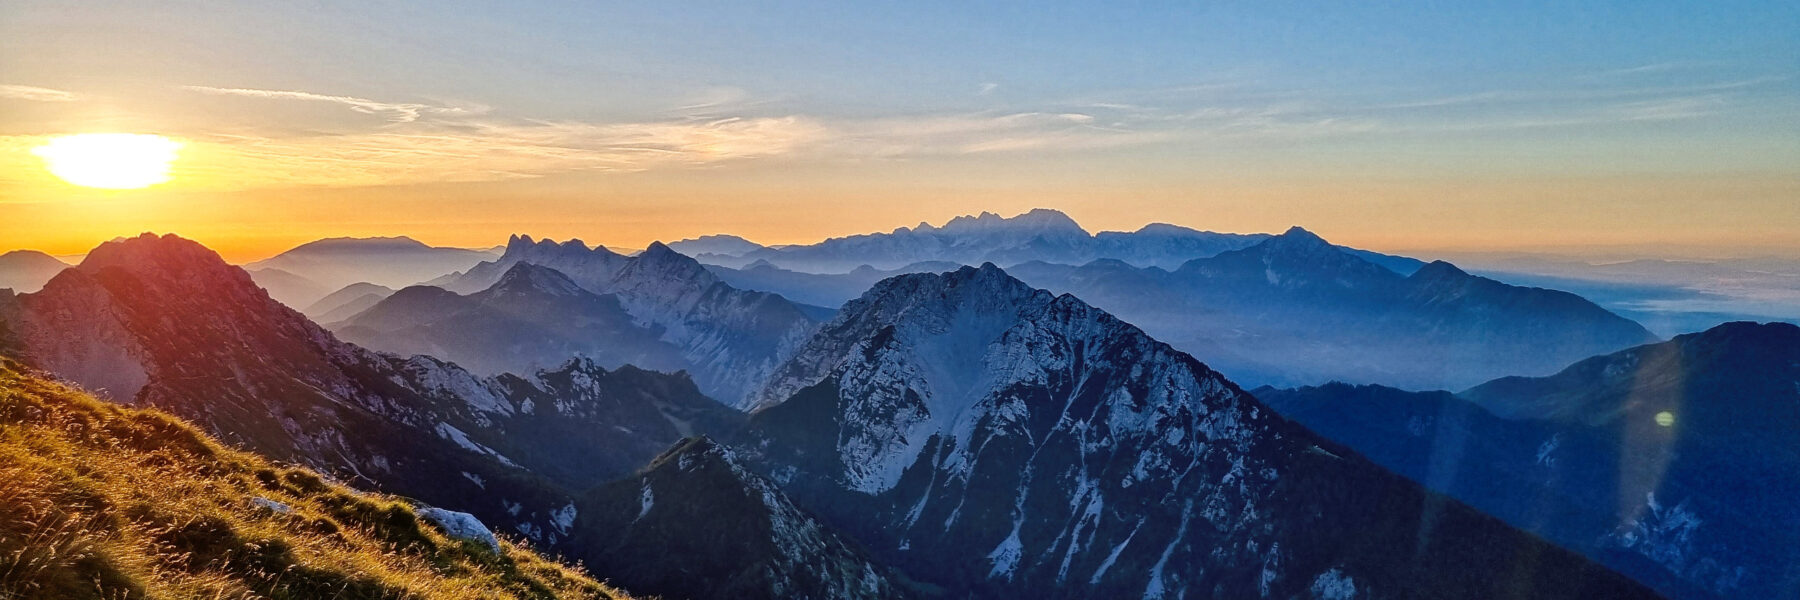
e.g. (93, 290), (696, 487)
(1679, 320), (1800, 348)
(930, 262), (1037, 298)
(287, 236), (428, 254)
(487, 262), (585, 297)
(1254, 226), (1343, 258)
(1410, 260), (1471, 280)
(0, 249), (67, 265)
(649, 435), (734, 470)
(633, 241), (703, 271)
(1017, 207), (1078, 224)
(1278, 225), (1328, 244)
(666, 234), (764, 257)
(78, 233), (237, 280)
(498, 235), (608, 262)
(614, 241), (720, 289)
(935, 208), (1088, 235)
(1133, 222), (1200, 235)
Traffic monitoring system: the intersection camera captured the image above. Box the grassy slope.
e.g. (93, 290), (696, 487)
(0, 360), (633, 600)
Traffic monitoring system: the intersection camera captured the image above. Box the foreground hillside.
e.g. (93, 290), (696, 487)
(0, 360), (626, 600)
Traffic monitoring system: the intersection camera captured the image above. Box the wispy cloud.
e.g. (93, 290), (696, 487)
(182, 86), (477, 123)
(0, 85), (78, 102)
(672, 86), (763, 116)
(12, 73), (1778, 192)
(167, 115), (833, 187)
(110, 86), (1189, 188)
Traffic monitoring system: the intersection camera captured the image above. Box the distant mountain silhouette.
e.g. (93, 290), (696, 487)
(702, 208), (1270, 273)
(302, 281), (395, 321)
(667, 233), (766, 257)
(0, 249), (68, 293)
(334, 262), (689, 379)
(247, 266), (334, 308)
(1007, 227), (1659, 389)
(707, 260), (963, 308)
(245, 236), (499, 292)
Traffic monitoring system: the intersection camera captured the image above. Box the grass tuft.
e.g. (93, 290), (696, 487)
(0, 359), (632, 600)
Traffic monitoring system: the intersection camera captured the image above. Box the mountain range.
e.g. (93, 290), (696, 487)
(708, 224), (1658, 390)
(0, 232), (894, 599)
(0, 234), (727, 546)
(420, 235), (825, 408)
(333, 263), (689, 380)
(694, 209), (1273, 273)
(0, 232), (1672, 599)
(303, 281), (396, 321)
(1004, 227), (1660, 389)
(733, 263), (1655, 598)
(1256, 321), (1800, 600)
(243, 236), (500, 306)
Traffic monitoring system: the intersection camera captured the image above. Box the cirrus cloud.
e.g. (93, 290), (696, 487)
(0, 85), (78, 102)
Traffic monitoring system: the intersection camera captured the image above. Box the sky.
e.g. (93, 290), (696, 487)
(2, 1), (1797, 262)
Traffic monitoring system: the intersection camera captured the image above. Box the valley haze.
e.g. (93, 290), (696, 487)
(4, 2), (1795, 599)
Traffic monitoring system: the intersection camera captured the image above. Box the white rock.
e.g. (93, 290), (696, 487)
(250, 496), (292, 514)
(417, 506), (501, 553)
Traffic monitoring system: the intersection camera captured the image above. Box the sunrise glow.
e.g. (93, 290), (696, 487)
(31, 133), (181, 189)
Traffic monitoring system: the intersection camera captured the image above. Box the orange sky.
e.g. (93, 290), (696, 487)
(5, 151), (1796, 263)
(4, 3), (1796, 263)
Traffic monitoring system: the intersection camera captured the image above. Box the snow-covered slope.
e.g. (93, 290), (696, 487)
(738, 264), (1657, 599)
(710, 209), (1268, 273)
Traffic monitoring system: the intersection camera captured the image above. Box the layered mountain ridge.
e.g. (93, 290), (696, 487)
(1007, 226), (1659, 389)
(334, 262), (690, 379)
(0, 232), (1683, 599)
(245, 235), (500, 294)
(0, 233), (734, 549)
(701, 208), (1273, 273)
(436, 235), (822, 407)
(735, 263), (1657, 598)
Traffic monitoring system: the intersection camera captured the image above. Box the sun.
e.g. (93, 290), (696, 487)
(31, 133), (182, 189)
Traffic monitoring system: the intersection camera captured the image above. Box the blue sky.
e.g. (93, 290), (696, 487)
(2, 1), (1797, 258)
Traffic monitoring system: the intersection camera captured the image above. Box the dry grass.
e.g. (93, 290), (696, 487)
(0, 360), (633, 600)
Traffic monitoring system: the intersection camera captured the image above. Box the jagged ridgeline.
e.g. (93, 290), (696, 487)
(0, 233), (1670, 599)
(0, 360), (626, 600)
(737, 264), (1660, 599)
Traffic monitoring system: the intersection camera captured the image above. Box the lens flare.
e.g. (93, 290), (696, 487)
(31, 133), (182, 189)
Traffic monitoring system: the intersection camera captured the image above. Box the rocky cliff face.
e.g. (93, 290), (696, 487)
(576, 437), (906, 600)
(738, 264), (1658, 599)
